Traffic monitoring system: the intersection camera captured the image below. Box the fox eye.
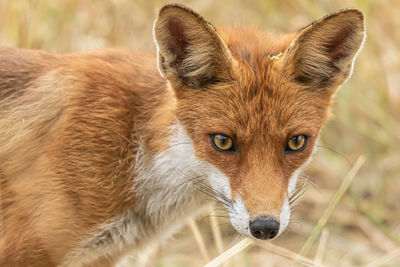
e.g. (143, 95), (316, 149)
(285, 135), (307, 153)
(210, 134), (237, 154)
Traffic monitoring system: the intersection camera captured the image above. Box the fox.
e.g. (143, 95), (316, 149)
(0, 3), (365, 266)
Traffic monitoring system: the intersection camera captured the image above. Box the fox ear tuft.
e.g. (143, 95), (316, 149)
(283, 9), (365, 92)
(153, 4), (233, 89)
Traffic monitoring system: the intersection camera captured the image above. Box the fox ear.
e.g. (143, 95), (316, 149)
(153, 4), (233, 89)
(283, 9), (365, 92)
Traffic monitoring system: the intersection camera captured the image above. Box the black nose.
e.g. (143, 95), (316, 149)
(249, 216), (280, 240)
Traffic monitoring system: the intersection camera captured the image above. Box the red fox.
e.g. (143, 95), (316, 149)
(0, 3), (365, 266)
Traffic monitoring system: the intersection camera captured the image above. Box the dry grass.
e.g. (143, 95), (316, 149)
(1, 0), (399, 266)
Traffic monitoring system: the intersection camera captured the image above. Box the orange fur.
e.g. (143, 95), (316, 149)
(0, 4), (365, 266)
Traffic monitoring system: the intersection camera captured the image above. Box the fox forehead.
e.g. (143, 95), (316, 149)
(177, 60), (328, 141)
(219, 26), (295, 67)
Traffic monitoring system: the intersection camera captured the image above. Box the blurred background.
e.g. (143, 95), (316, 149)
(1, 0), (399, 266)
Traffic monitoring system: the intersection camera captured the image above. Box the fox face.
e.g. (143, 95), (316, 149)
(154, 4), (365, 240)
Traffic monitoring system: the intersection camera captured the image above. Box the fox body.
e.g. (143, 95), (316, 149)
(0, 4), (365, 266)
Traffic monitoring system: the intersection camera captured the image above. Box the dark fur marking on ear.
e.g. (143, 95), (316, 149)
(166, 17), (188, 65)
(295, 75), (312, 85)
(179, 73), (224, 89)
(160, 55), (167, 73)
(295, 61), (340, 88)
(342, 63), (351, 78)
(198, 75), (223, 88)
(324, 25), (354, 61)
(316, 76), (335, 89)
(295, 75), (335, 90)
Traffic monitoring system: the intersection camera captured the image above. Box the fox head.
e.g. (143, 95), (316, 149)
(153, 4), (365, 239)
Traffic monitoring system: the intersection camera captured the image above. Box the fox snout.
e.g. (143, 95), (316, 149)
(226, 180), (290, 240)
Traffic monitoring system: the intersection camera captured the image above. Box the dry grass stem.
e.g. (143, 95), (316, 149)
(314, 228), (329, 265)
(209, 209), (224, 254)
(357, 215), (398, 252)
(365, 247), (400, 267)
(209, 209), (227, 267)
(299, 155), (366, 257)
(255, 241), (325, 267)
(189, 219), (211, 262)
(204, 238), (253, 267)
(351, 191), (400, 247)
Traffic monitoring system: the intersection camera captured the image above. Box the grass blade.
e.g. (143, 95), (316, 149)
(189, 219), (211, 262)
(314, 228), (329, 265)
(209, 209), (224, 254)
(298, 155), (366, 257)
(255, 241), (325, 267)
(204, 238), (253, 267)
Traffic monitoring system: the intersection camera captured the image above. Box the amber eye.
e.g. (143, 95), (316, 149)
(285, 135), (307, 153)
(210, 134), (237, 153)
